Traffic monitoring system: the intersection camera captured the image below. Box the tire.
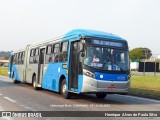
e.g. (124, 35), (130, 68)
(61, 79), (71, 99)
(32, 76), (38, 90)
(12, 73), (18, 84)
(96, 93), (107, 99)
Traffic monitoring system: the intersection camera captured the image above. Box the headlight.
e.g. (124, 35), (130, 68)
(83, 69), (95, 78)
(127, 74), (131, 80)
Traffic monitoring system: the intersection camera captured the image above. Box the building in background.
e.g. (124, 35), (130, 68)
(0, 60), (9, 67)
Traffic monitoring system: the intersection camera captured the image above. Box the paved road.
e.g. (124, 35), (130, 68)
(0, 76), (160, 120)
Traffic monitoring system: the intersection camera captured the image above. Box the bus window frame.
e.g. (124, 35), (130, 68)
(53, 43), (60, 62)
(29, 49), (35, 64)
(45, 44), (52, 63)
(34, 48), (39, 63)
(59, 41), (68, 62)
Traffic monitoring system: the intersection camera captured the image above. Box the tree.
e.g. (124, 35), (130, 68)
(129, 47), (152, 60)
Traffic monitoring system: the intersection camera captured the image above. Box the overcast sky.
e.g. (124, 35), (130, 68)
(0, 0), (160, 54)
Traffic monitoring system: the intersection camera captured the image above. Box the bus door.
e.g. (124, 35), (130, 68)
(37, 48), (45, 85)
(69, 41), (82, 92)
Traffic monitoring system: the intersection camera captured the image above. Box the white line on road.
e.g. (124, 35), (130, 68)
(115, 94), (160, 103)
(0, 93), (3, 96)
(20, 104), (37, 111)
(3, 97), (17, 103)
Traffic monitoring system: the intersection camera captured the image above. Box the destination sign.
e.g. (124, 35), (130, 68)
(92, 40), (124, 47)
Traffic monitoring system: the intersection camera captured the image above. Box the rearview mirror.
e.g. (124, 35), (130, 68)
(81, 39), (85, 44)
(81, 52), (85, 57)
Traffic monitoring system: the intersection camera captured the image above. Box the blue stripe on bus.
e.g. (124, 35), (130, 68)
(12, 65), (20, 81)
(94, 72), (128, 81)
(78, 75), (83, 93)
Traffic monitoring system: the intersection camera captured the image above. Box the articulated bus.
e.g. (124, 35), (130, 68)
(8, 29), (130, 99)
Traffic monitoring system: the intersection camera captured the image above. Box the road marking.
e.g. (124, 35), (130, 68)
(3, 97), (17, 103)
(20, 104), (37, 111)
(116, 94), (160, 103)
(0, 94), (3, 96)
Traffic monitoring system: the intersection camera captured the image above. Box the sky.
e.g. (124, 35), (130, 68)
(0, 0), (160, 54)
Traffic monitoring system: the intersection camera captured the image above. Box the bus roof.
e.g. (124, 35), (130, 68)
(30, 29), (126, 48)
(14, 29), (126, 51)
(64, 29), (125, 41)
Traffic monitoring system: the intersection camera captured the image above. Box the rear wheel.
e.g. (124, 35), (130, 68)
(12, 73), (18, 84)
(61, 79), (71, 99)
(96, 93), (107, 99)
(32, 75), (38, 90)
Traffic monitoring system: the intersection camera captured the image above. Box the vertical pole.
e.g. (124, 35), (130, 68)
(143, 60), (145, 76)
(154, 58), (156, 76)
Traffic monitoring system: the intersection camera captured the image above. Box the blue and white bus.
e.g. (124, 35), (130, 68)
(8, 29), (130, 99)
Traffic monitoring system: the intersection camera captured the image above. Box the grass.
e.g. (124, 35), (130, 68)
(0, 67), (8, 76)
(130, 76), (160, 99)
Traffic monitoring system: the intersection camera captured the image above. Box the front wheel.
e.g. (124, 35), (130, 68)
(96, 93), (107, 99)
(32, 76), (38, 90)
(61, 79), (71, 99)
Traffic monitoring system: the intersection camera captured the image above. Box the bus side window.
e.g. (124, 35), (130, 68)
(34, 48), (39, 63)
(13, 53), (16, 64)
(15, 53), (19, 64)
(53, 43), (60, 62)
(46, 45), (52, 63)
(29, 49), (35, 63)
(18, 52), (21, 64)
(13, 54), (15, 64)
(60, 41), (68, 62)
(21, 52), (25, 64)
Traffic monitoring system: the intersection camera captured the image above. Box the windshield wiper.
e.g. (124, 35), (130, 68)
(113, 61), (125, 72)
(101, 60), (111, 70)
(102, 60), (125, 72)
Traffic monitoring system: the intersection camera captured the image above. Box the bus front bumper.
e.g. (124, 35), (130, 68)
(80, 75), (130, 94)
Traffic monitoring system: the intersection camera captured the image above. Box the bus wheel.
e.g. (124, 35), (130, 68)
(12, 73), (18, 84)
(61, 79), (71, 99)
(96, 93), (107, 99)
(32, 76), (38, 90)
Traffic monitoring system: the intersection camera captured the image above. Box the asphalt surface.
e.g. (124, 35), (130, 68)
(0, 76), (160, 120)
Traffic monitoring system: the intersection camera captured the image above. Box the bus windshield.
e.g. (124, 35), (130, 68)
(84, 46), (129, 71)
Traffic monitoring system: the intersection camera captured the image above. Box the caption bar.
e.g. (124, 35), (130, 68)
(0, 111), (160, 117)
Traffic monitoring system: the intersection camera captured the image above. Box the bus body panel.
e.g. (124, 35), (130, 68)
(24, 45), (32, 83)
(12, 64), (21, 81)
(26, 64), (38, 83)
(41, 63), (68, 92)
(16, 64), (24, 82)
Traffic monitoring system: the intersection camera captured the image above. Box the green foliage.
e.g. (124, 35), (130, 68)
(129, 47), (152, 60)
